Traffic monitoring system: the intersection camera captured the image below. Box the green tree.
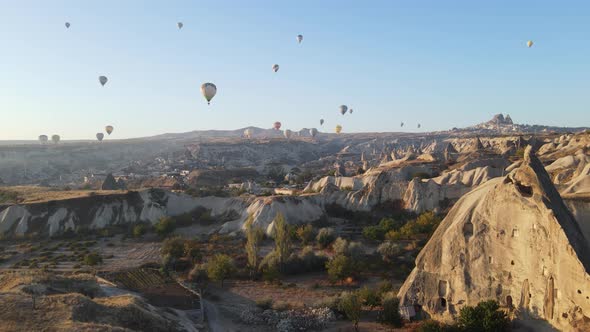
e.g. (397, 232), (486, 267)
(245, 215), (265, 278)
(362, 225), (384, 241)
(184, 240), (202, 264)
(273, 213), (291, 272)
(296, 224), (315, 245)
(154, 217), (176, 237)
(326, 254), (353, 283)
(457, 300), (510, 332)
(377, 241), (402, 263)
(358, 286), (380, 310)
(316, 227), (336, 248)
(338, 291), (362, 331)
(132, 224), (147, 237)
(83, 252), (103, 266)
(206, 254), (236, 288)
(161, 236), (185, 259)
(378, 292), (403, 328)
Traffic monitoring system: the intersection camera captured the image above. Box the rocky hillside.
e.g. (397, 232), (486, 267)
(397, 146), (590, 331)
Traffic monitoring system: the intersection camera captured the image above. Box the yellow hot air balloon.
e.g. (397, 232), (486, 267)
(105, 125), (114, 135)
(335, 125), (342, 134)
(527, 40), (533, 48)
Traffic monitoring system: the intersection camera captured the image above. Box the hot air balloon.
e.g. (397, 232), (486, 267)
(105, 125), (114, 135)
(96, 133), (104, 142)
(273, 121), (281, 130)
(244, 129), (253, 139)
(400, 122), (404, 127)
(51, 135), (61, 144)
(272, 64), (279, 73)
(99, 76), (108, 87)
(177, 22), (183, 29)
(297, 34), (303, 44)
(349, 108), (353, 114)
(417, 123), (421, 129)
(527, 40), (533, 48)
(339, 105), (348, 115)
(320, 119), (324, 126)
(335, 125), (342, 134)
(201, 83), (217, 105)
(309, 128), (318, 138)
(284, 129), (293, 139)
(38, 135), (48, 143)
(65, 22), (70, 29)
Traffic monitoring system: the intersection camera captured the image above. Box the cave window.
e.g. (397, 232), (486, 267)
(506, 295), (513, 308)
(511, 260), (515, 265)
(488, 256), (493, 264)
(440, 298), (447, 308)
(515, 182), (533, 197)
(562, 313), (568, 319)
(512, 227), (520, 238)
(463, 221), (474, 239)
(578, 290), (582, 294)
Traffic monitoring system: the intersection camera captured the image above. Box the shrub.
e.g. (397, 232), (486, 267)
(184, 241), (202, 264)
(415, 211), (441, 234)
(262, 264), (281, 283)
(206, 254), (236, 288)
(326, 255), (354, 283)
(333, 237), (349, 256)
(188, 264), (208, 283)
(132, 224), (147, 237)
(260, 251), (280, 272)
(161, 237), (185, 259)
(358, 286), (380, 309)
(256, 298), (273, 310)
(338, 291), (362, 331)
(377, 241), (402, 263)
(362, 225), (384, 241)
(377, 280), (393, 296)
(333, 237), (364, 260)
(300, 246), (328, 272)
(296, 224), (315, 245)
(154, 217), (176, 237)
(363, 218), (404, 241)
(457, 300), (510, 332)
(316, 227), (336, 248)
(378, 292), (403, 328)
(347, 241), (364, 261)
(83, 252), (103, 266)
(417, 320), (461, 332)
(393, 211), (442, 240)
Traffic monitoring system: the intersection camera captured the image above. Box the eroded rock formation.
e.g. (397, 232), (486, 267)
(398, 146), (590, 331)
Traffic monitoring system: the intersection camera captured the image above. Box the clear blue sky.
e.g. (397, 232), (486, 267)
(1, 0), (589, 140)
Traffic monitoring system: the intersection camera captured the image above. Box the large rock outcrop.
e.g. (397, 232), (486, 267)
(398, 146), (590, 331)
(0, 189), (326, 238)
(0, 190), (248, 237)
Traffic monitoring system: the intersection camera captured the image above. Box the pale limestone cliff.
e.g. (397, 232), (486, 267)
(398, 146), (590, 331)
